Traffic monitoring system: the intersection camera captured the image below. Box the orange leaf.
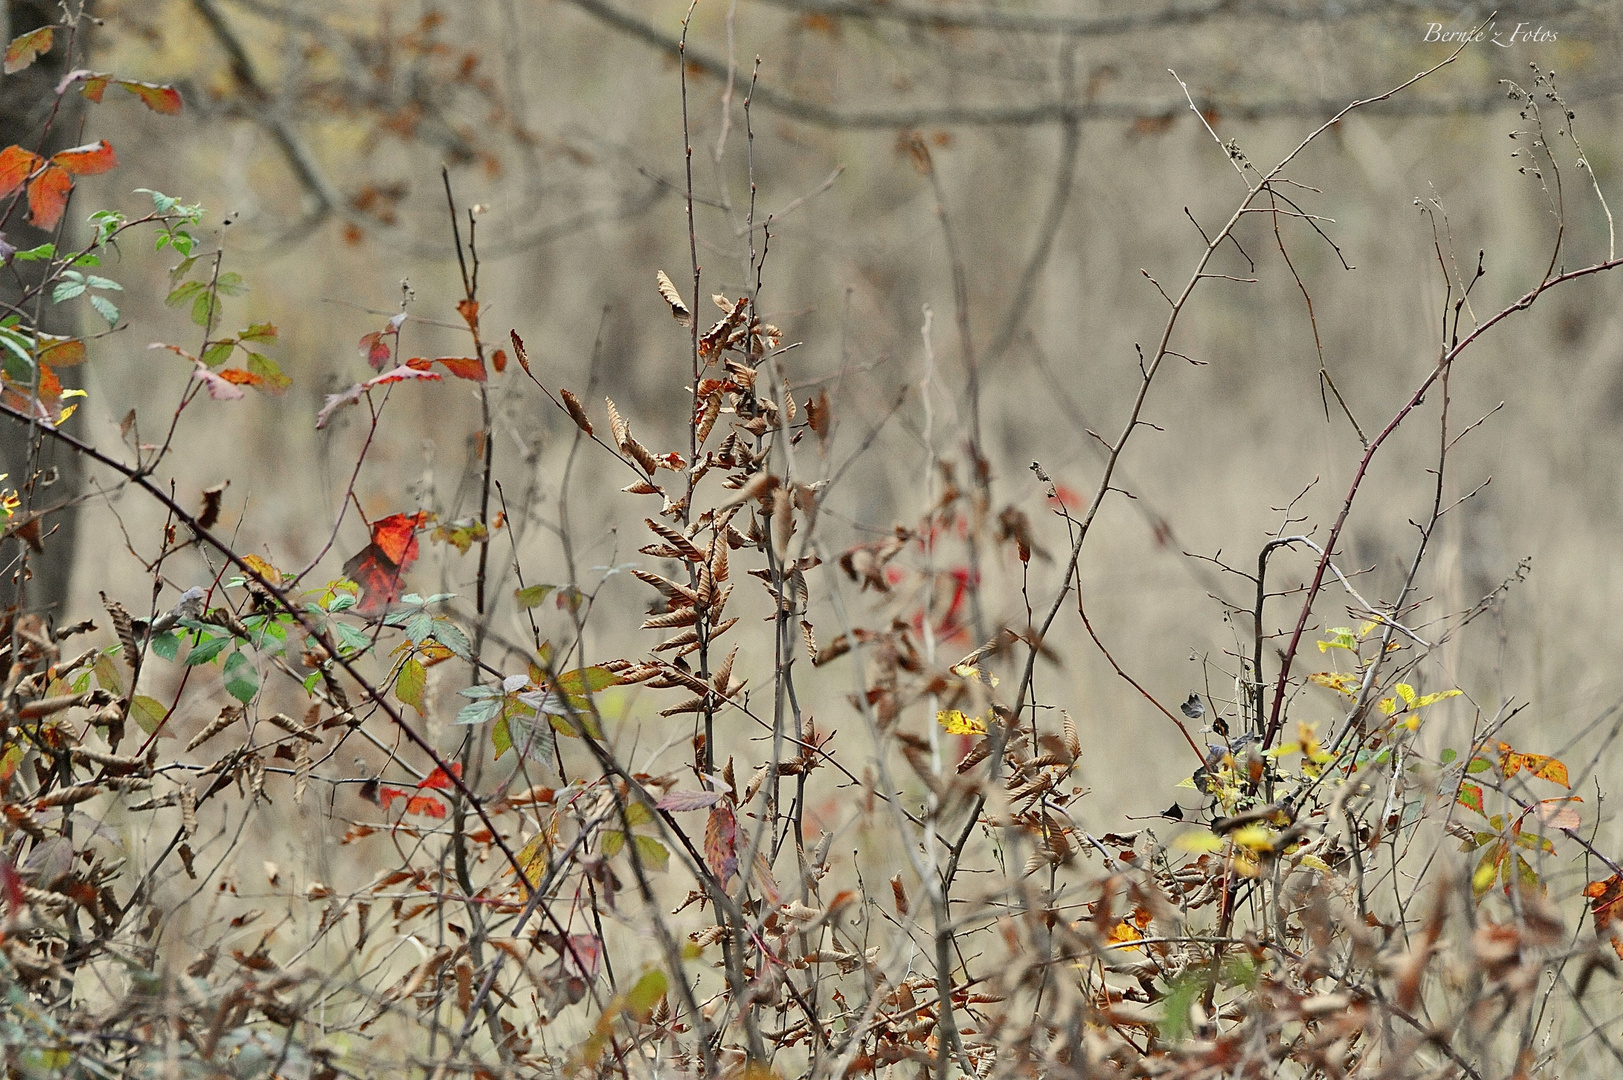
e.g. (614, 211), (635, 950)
(432, 356), (486, 382)
(50, 139), (117, 176)
(1586, 874), (1623, 937)
(118, 80), (183, 115)
(25, 164), (71, 229)
(456, 298), (479, 333)
(1499, 744), (1570, 788)
(36, 337), (85, 367)
(77, 73), (110, 103)
(418, 763), (463, 790)
(0, 145), (43, 198)
(343, 511), (429, 616)
(491, 347), (507, 373)
(404, 794), (447, 818)
(216, 368), (261, 387)
(191, 364), (246, 400)
(3, 26), (52, 75)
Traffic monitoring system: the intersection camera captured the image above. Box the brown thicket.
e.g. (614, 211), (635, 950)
(2, 4), (1623, 1080)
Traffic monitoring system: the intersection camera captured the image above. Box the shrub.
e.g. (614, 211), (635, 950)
(1, 15), (1621, 1080)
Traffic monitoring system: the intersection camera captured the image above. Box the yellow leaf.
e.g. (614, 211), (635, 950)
(1395, 683), (1417, 707)
(936, 709), (987, 736)
(1309, 671), (1360, 697)
(1297, 854), (1332, 872)
(1231, 824), (1275, 852)
(950, 662), (999, 687)
(1174, 831), (1227, 854)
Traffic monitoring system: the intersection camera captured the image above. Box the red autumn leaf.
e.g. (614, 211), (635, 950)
(456, 298), (479, 332)
(418, 763), (463, 790)
(359, 329), (392, 369)
(1586, 875), (1623, 939)
(409, 356), (486, 382)
(0, 145), (42, 196)
(371, 510), (428, 566)
(378, 785), (410, 810)
(191, 364), (246, 400)
(118, 80), (183, 115)
(3, 26), (52, 74)
(26, 164), (71, 229)
(404, 794), (447, 818)
(704, 800), (738, 885)
(343, 511), (429, 616)
(50, 139), (117, 176)
(491, 347), (507, 373)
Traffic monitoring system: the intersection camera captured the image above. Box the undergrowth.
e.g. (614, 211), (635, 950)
(2, 9), (1623, 1080)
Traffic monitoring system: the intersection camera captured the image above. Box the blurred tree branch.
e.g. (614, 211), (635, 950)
(563, 0), (1623, 129)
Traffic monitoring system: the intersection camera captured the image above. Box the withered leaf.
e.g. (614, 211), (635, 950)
(655, 270), (692, 327)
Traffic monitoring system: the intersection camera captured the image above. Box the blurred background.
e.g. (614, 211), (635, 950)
(23, 0), (1623, 827)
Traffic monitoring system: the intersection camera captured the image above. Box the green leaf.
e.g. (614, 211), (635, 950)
(456, 697), (502, 726)
(404, 612), (434, 643)
(333, 621), (371, 656)
(622, 801), (653, 827)
(93, 652), (123, 696)
(625, 969), (668, 1020)
(1457, 783), (1484, 815)
(201, 340), (235, 368)
(89, 294), (119, 326)
(239, 322), (277, 343)
(396, 657), (426, 713)
(505, 711), (556, 764)
(165, 280), (204, 307)
(84, 274), (122, 291)
(492, 716), (512, 759)
(52, 279), (86, 303)
(190, 289), (218, 328)
(515, 584), (555, 609)
(554, 665), (620, 697)
(1440, 748), (1457, 765)
(130, 695), (168, 736)
(214, 271), (246, 296)
(1472, 844), (1502, 898)
(13, 243), (53, 261)
(222, 650), (258, 703)
(150, 630), (180, 661)
(433, 621), (471, 659)
(183, 635), (231, 666)
(601, 829), (626, 856)
(245, 352), (290, 391)
(1466, 757), (1493, 774)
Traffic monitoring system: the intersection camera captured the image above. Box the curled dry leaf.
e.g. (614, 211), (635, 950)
(655, 270), (692, 327)
(560, 389), (592, 435)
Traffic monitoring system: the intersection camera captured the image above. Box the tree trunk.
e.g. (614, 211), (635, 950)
(0, 0), (84, 621)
